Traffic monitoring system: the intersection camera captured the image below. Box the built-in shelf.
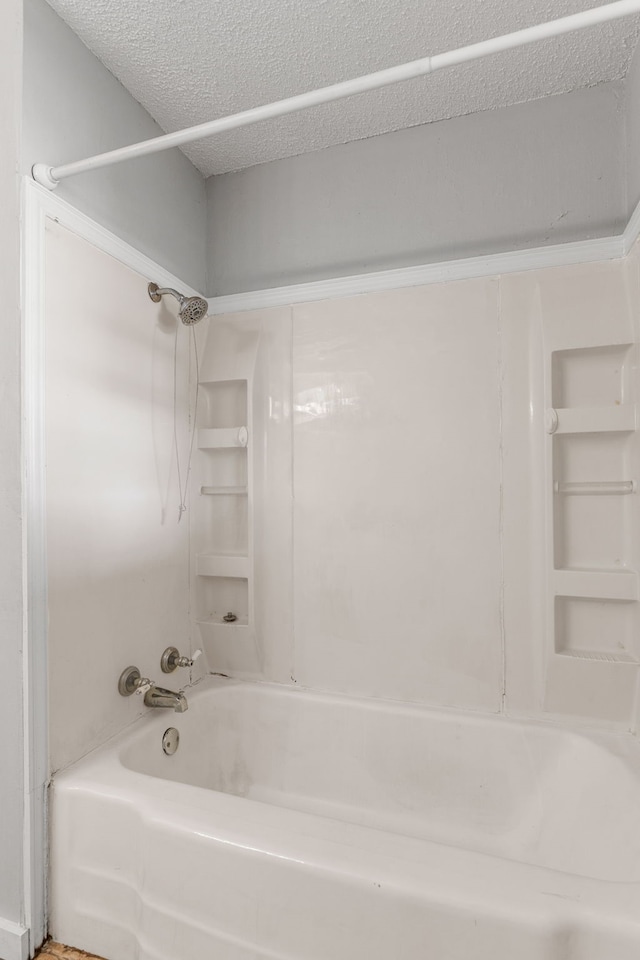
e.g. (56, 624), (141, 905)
(557, 648), (638, 664)
(554, 479), (636, 496)
(196, 554), (250, 578)
(553, 569), (639, 602)
(198, 426), (248, 449)
(547, 405), (636, 435)
(196, 615), (249, 627)
(193, 368), (254, 664)
(196, 618), (251, 643)
(200, 485), (248, 496)
(554, 593), (639, 664)
(544, 342), (640, 714)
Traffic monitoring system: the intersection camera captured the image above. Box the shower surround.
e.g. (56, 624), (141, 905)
(188, 246), (640, 728)
(48, 225), (640, 958)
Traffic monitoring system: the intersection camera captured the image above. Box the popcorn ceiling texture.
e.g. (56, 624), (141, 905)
(45, 0), (640, 176)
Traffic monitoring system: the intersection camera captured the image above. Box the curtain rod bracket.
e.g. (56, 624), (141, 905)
(32, 164), (60, 191)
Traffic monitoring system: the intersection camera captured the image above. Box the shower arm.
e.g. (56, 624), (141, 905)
(148, 285), (185, 304)
(32, 0), (640, 191)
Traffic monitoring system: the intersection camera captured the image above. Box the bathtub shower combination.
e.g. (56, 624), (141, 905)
(46, 236), (640, 960)
(36, 5), (640, 959)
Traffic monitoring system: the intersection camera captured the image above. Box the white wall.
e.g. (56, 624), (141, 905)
(0, 0), (28, 955)
(206, 81), (627, 296)
(501, 250), (640, 728)
(44, 221), (197, 772)
(23, 0), (207, 292)
(291, 283), (503, 710)
(206, 244), (640, 731)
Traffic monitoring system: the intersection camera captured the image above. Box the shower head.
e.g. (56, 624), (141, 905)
(148, 282), (208, 325)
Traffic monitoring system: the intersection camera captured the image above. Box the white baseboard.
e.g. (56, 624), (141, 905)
(0, 918), (29, 960)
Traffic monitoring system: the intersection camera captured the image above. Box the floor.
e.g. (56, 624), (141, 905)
(36, 943), (105, 960)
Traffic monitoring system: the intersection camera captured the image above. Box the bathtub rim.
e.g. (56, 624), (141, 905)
(56, 673), (640, 778)
(52, 674), (640, 885)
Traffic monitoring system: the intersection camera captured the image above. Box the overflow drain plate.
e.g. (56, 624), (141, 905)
(162, 727), (179, 756)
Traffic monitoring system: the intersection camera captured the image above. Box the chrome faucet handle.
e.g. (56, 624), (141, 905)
(161, 646), (202, 673)
(118, 666), (155, 697)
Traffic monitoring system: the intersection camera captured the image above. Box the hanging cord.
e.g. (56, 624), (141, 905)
(173, 323), (200, 522)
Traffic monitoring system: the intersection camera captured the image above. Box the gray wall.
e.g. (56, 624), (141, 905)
(0, 0), (25, 952)
(626, 42), (640, 216)
(206, 81), (627, 296)
(23, 0), (207, 292)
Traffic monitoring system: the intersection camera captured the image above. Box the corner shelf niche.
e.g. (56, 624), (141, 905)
(196, 575), (250, 644)
(546, 343), (640, 665)
(193, 378), (253, 648)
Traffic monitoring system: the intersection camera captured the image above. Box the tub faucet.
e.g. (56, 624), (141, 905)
(144, 684), (188, 713)
(118, 666), (188, 712)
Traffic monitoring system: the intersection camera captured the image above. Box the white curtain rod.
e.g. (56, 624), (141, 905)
(32, 0), (640, 190)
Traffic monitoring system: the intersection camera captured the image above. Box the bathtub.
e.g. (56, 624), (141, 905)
(51, 676), (640, 959)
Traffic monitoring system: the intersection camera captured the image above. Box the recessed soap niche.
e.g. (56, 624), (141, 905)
(547, 340), (639, 670)
(554, 596), (639, 663)
(193, 376), (252, 644)
(553, 432), (633, 571)
(198, 494), (248, 556)
(551, 343), (631, 409)
(200, 379), (248, 428)
(199, 448), (247, 490)
(189, 314), (291, 681)
(197, 576), (249, 628)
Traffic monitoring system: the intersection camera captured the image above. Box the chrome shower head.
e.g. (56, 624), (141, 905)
(148, 282), (208, 325)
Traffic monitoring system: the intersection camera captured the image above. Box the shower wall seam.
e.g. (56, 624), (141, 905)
(289, 304), (296, 686)
(497, 279), (507, 715)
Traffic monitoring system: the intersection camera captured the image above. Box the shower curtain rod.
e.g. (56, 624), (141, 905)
(32, 0), (640, 190)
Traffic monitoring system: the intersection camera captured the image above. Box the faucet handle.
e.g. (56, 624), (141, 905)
(118, 666), (155, 697)
(161, 646), (202, 673)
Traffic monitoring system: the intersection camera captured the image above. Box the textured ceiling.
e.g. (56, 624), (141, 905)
(46, 0), (640, 177)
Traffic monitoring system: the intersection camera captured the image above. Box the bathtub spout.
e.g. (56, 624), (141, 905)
(143, 685), (188, 712)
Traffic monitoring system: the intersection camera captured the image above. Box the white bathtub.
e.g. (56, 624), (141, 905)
(51, 676), (640, 959)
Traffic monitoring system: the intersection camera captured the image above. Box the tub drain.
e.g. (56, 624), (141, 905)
(162, 727), (179, 755)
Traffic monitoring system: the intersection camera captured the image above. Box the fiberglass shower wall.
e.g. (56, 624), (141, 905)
(44, 220), (193, 771)
(199, 246), (640, 732)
